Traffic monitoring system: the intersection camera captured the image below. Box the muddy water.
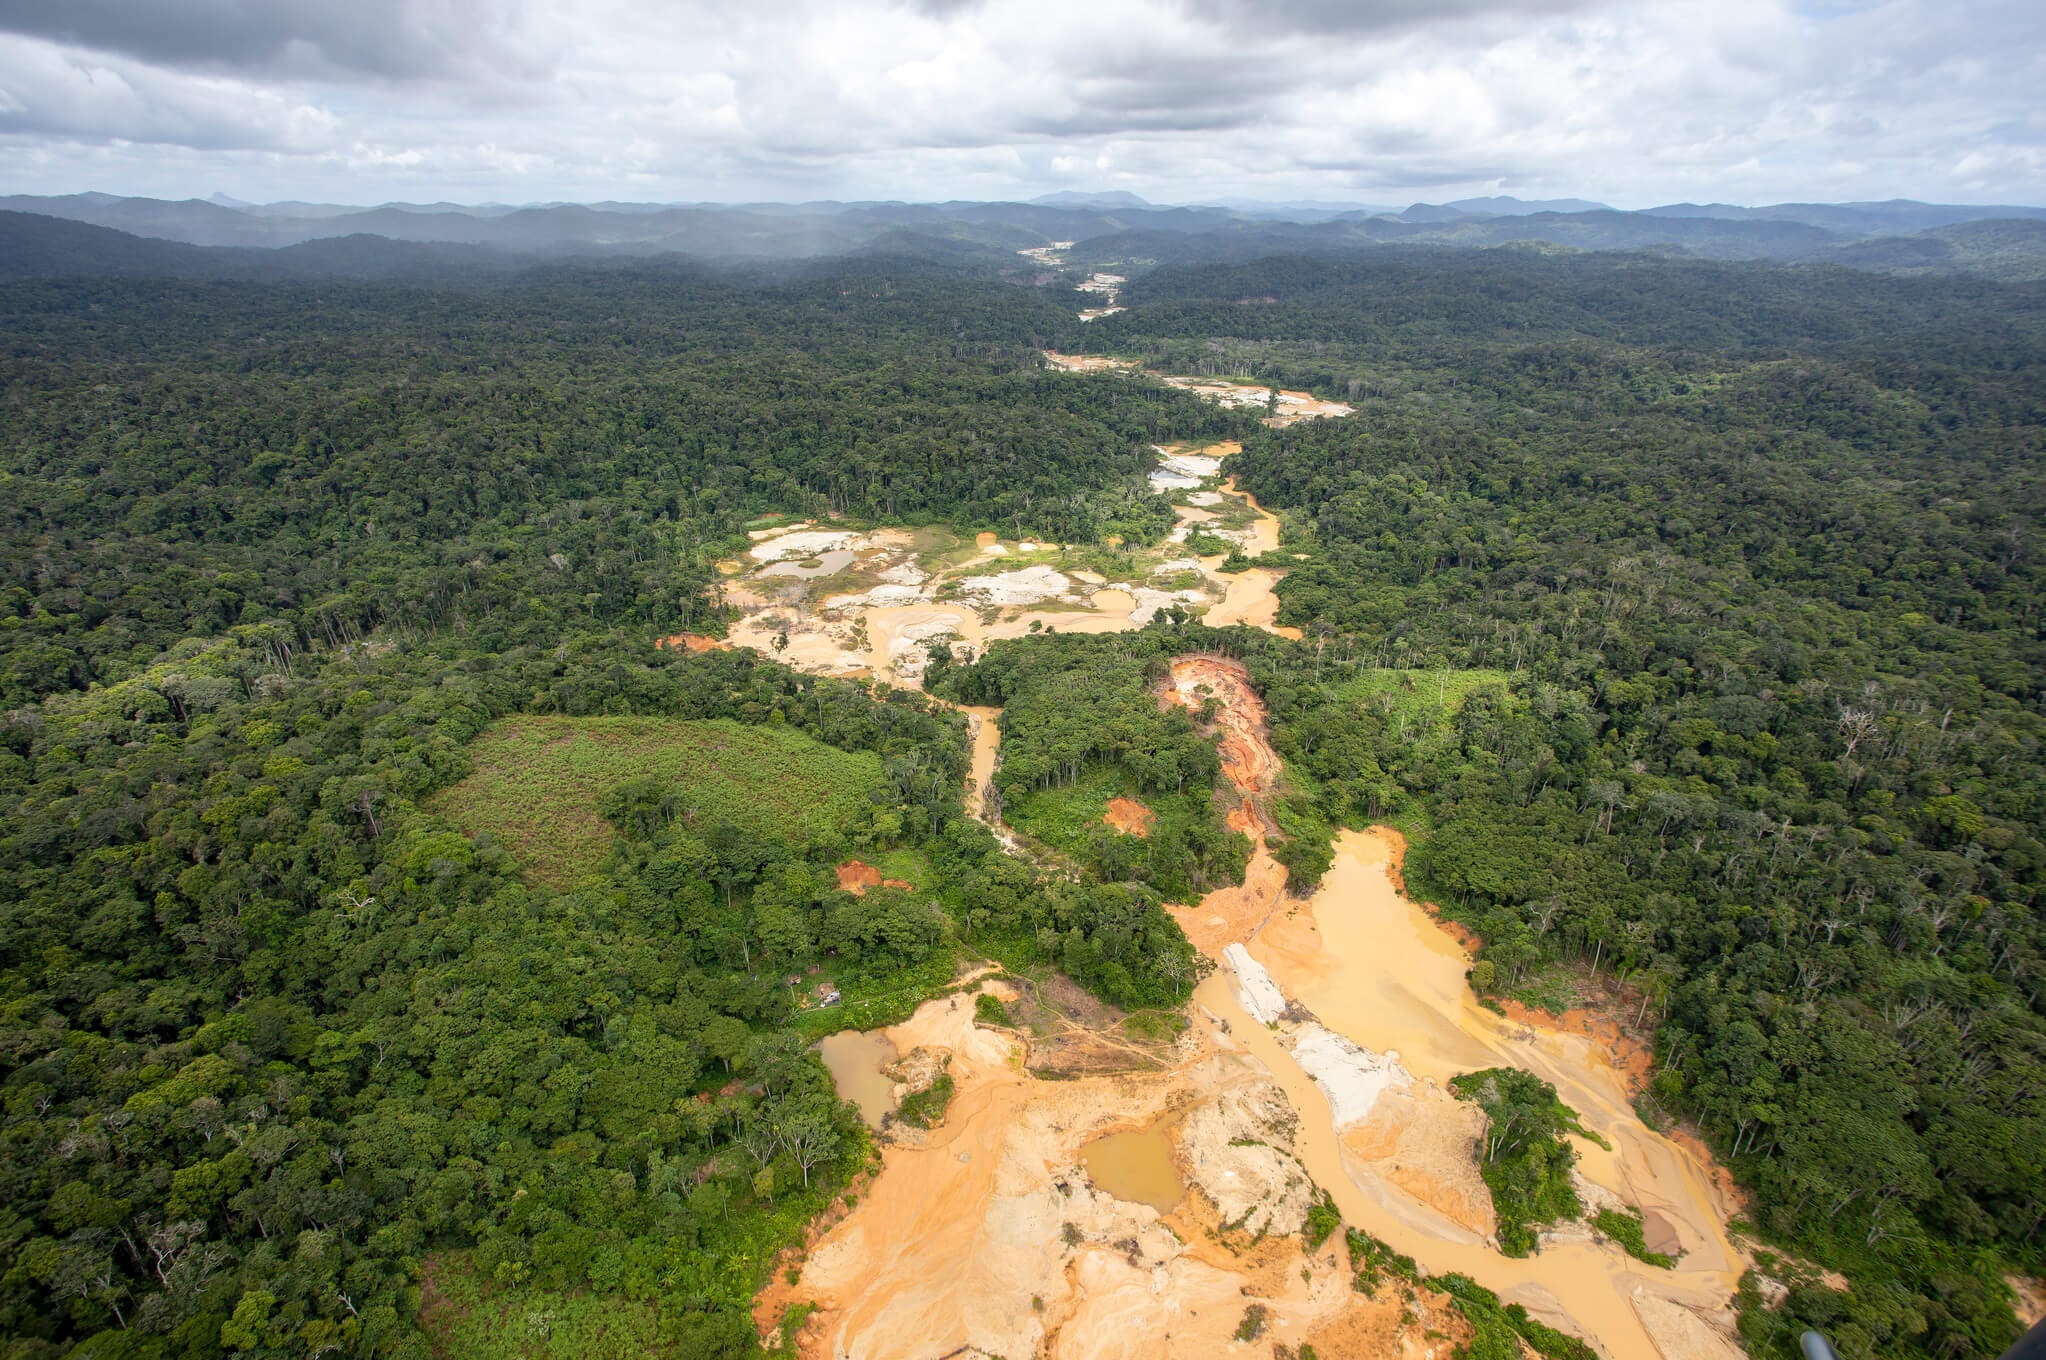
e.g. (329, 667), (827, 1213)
(962, 704), (1003, 820)
(1080, 1126), (1185, 1213)
(818, 1030), (900, 1127)
(1221, 477), (1284, 557)
(1201, 567), (1300, 638)
(1229, 828), (1746, 1358)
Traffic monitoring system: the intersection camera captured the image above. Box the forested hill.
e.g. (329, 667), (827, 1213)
(1083, 251), (2046, 1356)
(0, 265), (1231, 708)
(1080, 249), (2046, 364)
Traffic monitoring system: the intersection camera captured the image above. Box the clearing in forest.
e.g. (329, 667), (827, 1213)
(1334, 668), (1513, 734)
(438, 715), (884, 887)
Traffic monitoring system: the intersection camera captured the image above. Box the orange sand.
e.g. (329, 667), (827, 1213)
(1101, 797), (1154, 836)
(654, 632), (730, 652)
(835, 860), (913, 895)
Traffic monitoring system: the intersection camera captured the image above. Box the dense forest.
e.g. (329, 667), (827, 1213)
(0, 263), (1221, 1358)
(1074, 253), (2046, 1357)
(0, 263), (1232, 709)
(939, 629), (1249, 898)
(3, 232), (2043, 1360)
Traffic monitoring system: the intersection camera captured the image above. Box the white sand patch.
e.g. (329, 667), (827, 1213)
(1224, 944), (1288, 1024)
(748, 520), (813, 542)
(1017, 541), (1041, 553)
(879, 561), (928, 586)
(1273, 391), (1355, 420)
(1161, 452), (1222, 480)
(888, 619), (965, 681)
(1289, 1024), (1411, 1129)
(750, 530), (855, 563)
(1125, 587), (1205, 625)
(1187, 491), (1224, 507)
(1152, 558), (1206, 576)
(827, 583), (927, 610)
(759, 549), (857, 578)
(958, 566), (1071, 606)
(1149, 449), (1222, 491)
(982, 544), (1008, 556)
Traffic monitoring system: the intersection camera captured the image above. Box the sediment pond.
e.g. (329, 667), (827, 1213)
(817, 1029), (899, 1128)
(1079, 1126), (1185, 1213)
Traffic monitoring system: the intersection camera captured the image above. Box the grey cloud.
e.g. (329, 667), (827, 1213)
(1013, 49), (1291, 137)
(0, 35), (337, 149)
(0, 0), (549, 81)
(1181, 0), (1589, 36)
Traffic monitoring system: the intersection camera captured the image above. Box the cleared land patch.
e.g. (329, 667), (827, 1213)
(1334, 668), (1514, 735)
(439, 715), (884, 887)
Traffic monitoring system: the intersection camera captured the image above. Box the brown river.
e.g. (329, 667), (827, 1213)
(1207, 827), (1746, 1360)
(745, 443), (1744, 1358)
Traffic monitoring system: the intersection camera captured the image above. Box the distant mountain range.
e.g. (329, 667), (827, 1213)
(2, 191), (2044, 283)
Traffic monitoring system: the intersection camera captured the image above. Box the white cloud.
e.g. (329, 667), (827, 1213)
(0, 0), (2039, 205)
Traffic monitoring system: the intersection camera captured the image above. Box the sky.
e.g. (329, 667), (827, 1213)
(0, 0), (2041, 208)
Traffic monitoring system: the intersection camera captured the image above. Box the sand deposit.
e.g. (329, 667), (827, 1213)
(1224, 943), (1288, 1023)
(1289, 1024), (1414, 1129)
(749, 530), (856, 562)
(759, 548), (857, 578)
(759, 981), (1423, 1360)
(763, 628), (1745, 1360)
(957, 564), (1072, 605)
(1148, 448), (1223, 491)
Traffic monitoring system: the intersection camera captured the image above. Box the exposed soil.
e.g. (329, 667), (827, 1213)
(1233, 827), (1750, 1358)
(1041, 352), (1135, 372)
(653, 632), (730, 652)
(1157, 375), (1355, 426)
(1161, 656), (1280, 818)
(759, 979), (1435, 1360)
(764, 636), (1751, 1360)
(2008, 1274), (2046, 1328)
(835, 860), (913, 895)
(1101, 796), (1154, 836)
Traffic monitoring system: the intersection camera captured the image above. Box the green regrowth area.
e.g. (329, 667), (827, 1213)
(1433, 1273), (1599, 1360)
(438, 715), (888, 887)
(893, 1072), (955, 1130)
(1345, 1227), (1419, 1294)
(941, 628), (1252, 900)
(1593, 1207), (1677, 1269)
(1448, 1067), (1588, 1257)
(1303, 1190), (1342, 1251)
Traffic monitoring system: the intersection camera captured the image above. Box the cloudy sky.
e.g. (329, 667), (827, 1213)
(0, 0), (2040, 207)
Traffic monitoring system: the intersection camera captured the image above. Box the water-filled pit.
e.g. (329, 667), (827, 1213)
(817, 1029), (899, 1127)
(1079, 1125), (1185, 1214)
